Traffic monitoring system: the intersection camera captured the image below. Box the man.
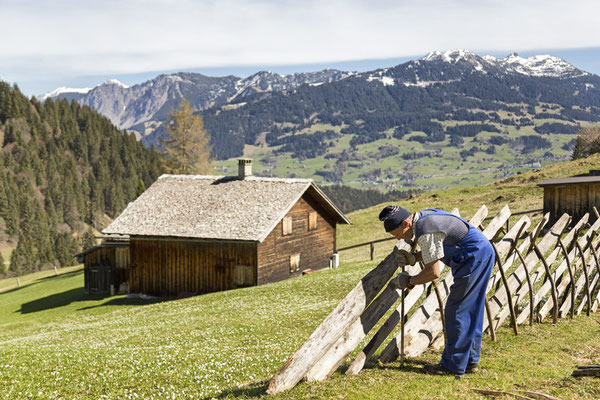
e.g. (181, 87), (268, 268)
(378, 205), (494, 376)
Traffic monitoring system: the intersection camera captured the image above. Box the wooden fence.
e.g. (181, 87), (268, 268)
(337, 208), (543, 261)
(267, 205), (600, 394)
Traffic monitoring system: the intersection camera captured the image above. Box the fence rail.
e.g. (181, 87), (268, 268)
(337, 208), (544, 261)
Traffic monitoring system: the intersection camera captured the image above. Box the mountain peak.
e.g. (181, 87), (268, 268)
(102, 79), (129, 88)
(488, 53), (586, 78)
(421, 49), (479, 63)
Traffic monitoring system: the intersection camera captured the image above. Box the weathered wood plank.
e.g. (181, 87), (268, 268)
(538, 232), (599, 321)
(304, 263), (422, 381)
(535, 219), (600, 322)
(378, 205), (515, 364)
(484, 213), (572, 333)
(576, 272), (599, 315)
(344, 206), (489, 374)
(267, 239), (407, 394)
(557, 242), (599, 317)
(512, 215), (591, 325)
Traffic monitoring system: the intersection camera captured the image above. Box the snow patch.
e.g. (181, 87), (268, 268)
(40, 86), (92, 100)
(366, 75), (395, 86)
(403, 79), (459, 87)
(102, 79), (129, 88)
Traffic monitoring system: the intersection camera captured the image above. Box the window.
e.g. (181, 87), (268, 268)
(234, 264), (253, 287)
(290, 253), (300, 273)
(282, 216), (293, 236)
(308, 211), (318, 230)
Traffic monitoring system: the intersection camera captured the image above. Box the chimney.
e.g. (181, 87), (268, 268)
(238, 158), (252, 179)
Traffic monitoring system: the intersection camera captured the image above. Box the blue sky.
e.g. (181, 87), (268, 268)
(2, 0), (600, 96)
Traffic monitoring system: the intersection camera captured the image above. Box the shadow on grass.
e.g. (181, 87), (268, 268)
(203, 381), (269, 399)
(202, 359), (433, 399)
(77, 296), (168, 311)
(14, 269), (168, 313)
(18, 287), (109, 314)
(347, 358), (430, 375)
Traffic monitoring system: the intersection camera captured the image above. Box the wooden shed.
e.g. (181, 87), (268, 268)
(102, 159), (350, 297)
(538, 175), (600, 225)
(77, 240), (130, 295)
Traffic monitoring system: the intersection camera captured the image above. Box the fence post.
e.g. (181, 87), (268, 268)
(16, 277), (20, 287)
(370, 243), (374, 261)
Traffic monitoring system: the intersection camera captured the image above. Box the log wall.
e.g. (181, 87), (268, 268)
(129, 238), (257, 297)
(257, 193), (336, 285)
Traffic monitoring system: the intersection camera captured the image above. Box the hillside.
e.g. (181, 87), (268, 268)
(1, 154), (600, 399)
(0, 82), (165, 277)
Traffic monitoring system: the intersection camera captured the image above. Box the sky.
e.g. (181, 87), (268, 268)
(2, 0), (600, 96)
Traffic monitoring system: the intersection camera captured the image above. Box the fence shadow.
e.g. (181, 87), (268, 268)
(202, 381), (269, 399)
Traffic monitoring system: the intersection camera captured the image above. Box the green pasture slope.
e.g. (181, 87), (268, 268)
(2, 155), (600, 399)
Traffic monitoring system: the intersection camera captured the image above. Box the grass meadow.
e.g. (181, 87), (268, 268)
(2, 155), (600, 399)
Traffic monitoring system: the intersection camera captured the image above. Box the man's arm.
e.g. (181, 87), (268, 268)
(409, 259), (441, 285)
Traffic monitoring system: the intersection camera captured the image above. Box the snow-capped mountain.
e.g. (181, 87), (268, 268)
(358, 49), (592, 91)
(421, 49), (587, 78)
(42, 49), (598, 149)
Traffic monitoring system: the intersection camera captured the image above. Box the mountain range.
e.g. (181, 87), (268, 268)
(43, 49), (600, 191)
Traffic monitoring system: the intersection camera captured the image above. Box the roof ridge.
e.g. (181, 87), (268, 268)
(158, 174), (313, 184)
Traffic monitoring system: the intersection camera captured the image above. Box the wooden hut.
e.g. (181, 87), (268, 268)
(538, 175), (600, 225)
(77, 239), (130, 295)
(102, 159), (350, 297)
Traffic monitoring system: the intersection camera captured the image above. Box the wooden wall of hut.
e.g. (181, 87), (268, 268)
(257, 193), (336, 285)
(83, 246), (130, 294)
(543, 183), (600, 225)
(129, 239), (257, 297)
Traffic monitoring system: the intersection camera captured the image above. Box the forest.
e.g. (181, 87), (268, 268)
(0, 82), (164, 276)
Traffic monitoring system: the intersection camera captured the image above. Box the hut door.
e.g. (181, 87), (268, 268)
(215, 263), (227, 291)
(88, 266), (111, 294)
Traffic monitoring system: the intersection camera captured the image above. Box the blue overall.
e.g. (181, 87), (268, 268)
(416, 209), (495, 374)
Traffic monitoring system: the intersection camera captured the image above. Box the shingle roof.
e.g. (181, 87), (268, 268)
(102, 174), (350, 242)
(538, 176), (600, 186)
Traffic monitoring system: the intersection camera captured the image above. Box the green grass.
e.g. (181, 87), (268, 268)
(3, 154), (600, 399)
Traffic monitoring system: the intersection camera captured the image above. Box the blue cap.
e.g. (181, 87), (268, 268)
(379, 205), (411, 232)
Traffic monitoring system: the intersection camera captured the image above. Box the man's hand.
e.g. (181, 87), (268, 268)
(390, 272), (413, 290)
(398, 249), (417, 266)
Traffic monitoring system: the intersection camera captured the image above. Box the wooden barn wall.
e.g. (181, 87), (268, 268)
(129, 239), (257, 297)
(257, 193), (336, 285)
(544, 183), (600, 225)
(83, 246), (130, 294)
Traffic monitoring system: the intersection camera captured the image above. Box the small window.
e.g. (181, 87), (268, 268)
(234, 264), (253, 287)
(308, 211), (318, 230)
(282, 216), (293, 236)
(290, 253), (300, 273)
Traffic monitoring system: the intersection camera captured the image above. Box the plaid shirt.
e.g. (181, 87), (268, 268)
(413, 212), (445, 265)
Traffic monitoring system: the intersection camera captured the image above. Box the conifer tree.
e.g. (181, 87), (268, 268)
(82, 228), (96, 250)
(136, 177), (147, 197)
(0, 250), (5, 274)
(161, 100), (213, 174)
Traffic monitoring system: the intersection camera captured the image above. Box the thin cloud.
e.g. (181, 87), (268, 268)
(1, 0), (600, 94)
